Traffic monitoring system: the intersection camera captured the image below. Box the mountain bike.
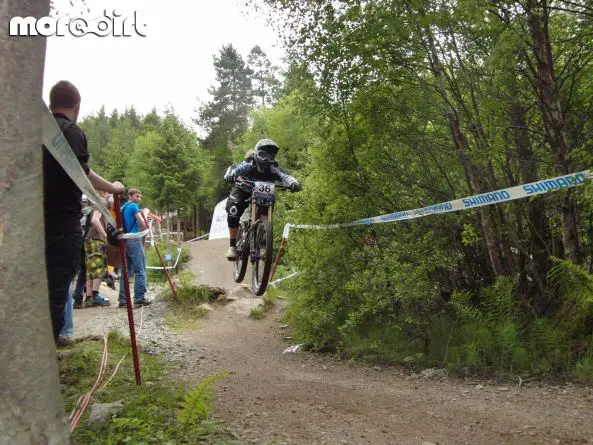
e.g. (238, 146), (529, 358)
(232, 178), (290, 296)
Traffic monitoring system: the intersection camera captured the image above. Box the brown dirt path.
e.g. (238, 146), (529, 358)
(183, 239), (593, 445)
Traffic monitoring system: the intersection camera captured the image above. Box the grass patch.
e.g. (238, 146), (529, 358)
(165, 309), (209, 331)
(249, 307), (265, 319)
(161, 271), (219, 330)
(146, 242), (191, 283)
(249, 286), (278, 319)
(59, 331), (232, 444)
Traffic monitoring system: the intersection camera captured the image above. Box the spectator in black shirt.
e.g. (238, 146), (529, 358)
(43, 80), (125, 345)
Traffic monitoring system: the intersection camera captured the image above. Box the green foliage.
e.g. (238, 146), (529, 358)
(145, 242), (190, 283)
(249, 287), (278, 319)
(576, 357), (593, 382)
(165, 272), (216, 309)
(176, 372), (229, 431)
(162, 271), (220, 330)
(249, 307), (265, 320)
(248, 45), (280, 108)
(166, 275), (215, 308)
(196, 44), (254, 141)
(80, 105), (213, 228)
(450, 291), (481, 322)
(549, 257), (593, 310)
(126, 112), (204, 212)
(233, 0), (593, 381)
(461, 224), (480, 247)
(59, 332), (232, 444)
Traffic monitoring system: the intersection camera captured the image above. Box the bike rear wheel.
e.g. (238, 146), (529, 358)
(252, 220), (273, 296)
(233, 223), (249, 283)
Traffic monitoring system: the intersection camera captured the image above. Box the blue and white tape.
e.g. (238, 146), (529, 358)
(41, 102), (149, 240)
(282, 170), (592, 239)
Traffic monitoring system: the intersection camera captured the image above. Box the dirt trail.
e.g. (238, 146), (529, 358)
(72, 239), (593, 445)
(185, 240), (593, 445)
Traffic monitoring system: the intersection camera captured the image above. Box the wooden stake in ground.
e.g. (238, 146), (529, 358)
(140, 211), (177, 299)
(114, 194), (142, 385)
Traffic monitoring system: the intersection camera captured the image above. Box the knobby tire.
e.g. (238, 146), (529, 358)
(252, 220), (273, 296)
(233, 224), (249, 283)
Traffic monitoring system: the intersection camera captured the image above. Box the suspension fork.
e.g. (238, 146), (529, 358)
(249, 199), (258, 262)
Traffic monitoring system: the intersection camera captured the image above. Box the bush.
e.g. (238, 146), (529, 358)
(284, 255), (593, 379)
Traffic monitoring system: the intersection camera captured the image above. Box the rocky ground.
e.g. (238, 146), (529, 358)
(69, 239), (593, 445)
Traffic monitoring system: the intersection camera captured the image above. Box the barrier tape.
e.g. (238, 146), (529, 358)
(186, 234), (209, 242)
(146, 247), (182, 270)
(282, 169), (593, 239)
(42, 102), (150, 240)
(270, 271), (300, 287)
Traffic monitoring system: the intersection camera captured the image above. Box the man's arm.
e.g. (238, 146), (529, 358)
(134, 209), (148, 231)
(91, 209), (107, 239)
(88, 170), (125, 195)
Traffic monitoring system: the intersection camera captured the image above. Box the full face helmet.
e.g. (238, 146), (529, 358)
(253, 139), (279, 171)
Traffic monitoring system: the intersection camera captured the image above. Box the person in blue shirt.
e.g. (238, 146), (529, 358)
(118, 188), (152, 308)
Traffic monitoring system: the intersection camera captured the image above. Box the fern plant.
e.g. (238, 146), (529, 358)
(549, 257), (593, 309)
(479, 276), (518, 323)
(175, 371), (229, 436)
(449, 290), (481, 321)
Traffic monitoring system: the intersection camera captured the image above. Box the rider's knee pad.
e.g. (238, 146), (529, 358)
(227, 214), (240, 228)
(226, 202), (241, 228)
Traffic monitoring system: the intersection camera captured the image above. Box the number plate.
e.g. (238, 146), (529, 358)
(252, 182), (275, 198)
(252, 182), (275, 205)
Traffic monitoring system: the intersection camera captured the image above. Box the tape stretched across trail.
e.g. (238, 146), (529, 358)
(282, 170), (593, 239)
(41, 102), (149, 240)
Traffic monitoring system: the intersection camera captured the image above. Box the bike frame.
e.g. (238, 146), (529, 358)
(247, 190), (274, 263)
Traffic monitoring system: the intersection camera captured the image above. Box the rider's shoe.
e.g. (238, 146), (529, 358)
(226, 246), (238, 261)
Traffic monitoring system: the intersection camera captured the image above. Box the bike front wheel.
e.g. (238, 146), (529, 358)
(252, 220), (273, 296)
(233, 223), (249, 283)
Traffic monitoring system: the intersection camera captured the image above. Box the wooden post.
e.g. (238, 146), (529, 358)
(113, 194), (142, 385)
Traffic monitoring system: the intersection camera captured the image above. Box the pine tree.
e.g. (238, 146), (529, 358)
(193, 44), (255, 202)
(194, 44), (254, 149)
(248, 45), (280, 108)
(143, 107), (161, 129)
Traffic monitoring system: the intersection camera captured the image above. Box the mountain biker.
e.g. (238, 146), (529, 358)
(223, 138), (301, 260)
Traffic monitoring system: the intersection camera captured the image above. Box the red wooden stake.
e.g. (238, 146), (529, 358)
(269, 237), (287, 283)
(139, 212), (177, 298)
(114, 194), (142, 385)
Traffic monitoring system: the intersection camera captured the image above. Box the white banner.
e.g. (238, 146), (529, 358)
(283, 169), (593, 239)
(209, 198), (230, 240)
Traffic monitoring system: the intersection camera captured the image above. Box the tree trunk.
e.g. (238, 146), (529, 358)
(176, 209), (181, 245)
(192, 204), (198, 237)
(525, 0), (582, 264)
(197, 200), (210, 234)
(166, 209), (170, 254)
(0, 1), (70, 443)
(509, 101), (552, 295)
(422, 27), (514, 277)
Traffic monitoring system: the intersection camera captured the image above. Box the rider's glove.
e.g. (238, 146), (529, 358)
(224, 173), (235, 184)
(289, 182), (301, 192)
